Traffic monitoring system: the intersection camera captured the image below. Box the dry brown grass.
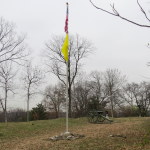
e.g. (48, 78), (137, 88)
(0, 117), (150, 150)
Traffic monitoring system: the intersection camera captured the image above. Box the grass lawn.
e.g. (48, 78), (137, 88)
(0, 117), (150, 150)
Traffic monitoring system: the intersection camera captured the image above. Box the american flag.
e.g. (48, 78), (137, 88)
(64, 3), (68, 33)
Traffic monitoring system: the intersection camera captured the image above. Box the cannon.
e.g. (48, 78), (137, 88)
(88, 111), (113, 124)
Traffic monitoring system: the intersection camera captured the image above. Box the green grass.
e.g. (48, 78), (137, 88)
(139, 118), (150, 147)
(0, 118), (88, 140)
(0, 117), (150, 150)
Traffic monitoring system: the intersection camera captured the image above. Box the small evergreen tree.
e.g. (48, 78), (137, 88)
(88, 96), (108, 111)
(30, 103), (47, 120)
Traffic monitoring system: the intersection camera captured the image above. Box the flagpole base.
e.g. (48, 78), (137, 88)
(49, 132), (85, 141)
(64, 131), (70, 135)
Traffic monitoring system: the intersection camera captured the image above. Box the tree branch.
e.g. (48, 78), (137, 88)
(137, 0), (150, 22)
(89, 0), (150, 28)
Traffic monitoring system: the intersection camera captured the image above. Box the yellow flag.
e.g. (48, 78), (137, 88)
(61, 34), (68, 61)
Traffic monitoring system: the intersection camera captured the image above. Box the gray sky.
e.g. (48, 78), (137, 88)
(0, 0), (150, 109)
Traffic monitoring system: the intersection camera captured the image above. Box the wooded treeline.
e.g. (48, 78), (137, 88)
(0, 69), (150, 122)
(42, 69), (150, 118)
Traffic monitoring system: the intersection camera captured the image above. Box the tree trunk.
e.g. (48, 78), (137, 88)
(110, 96), (114, 118)
(68, 85), (72, 117)
(57, 106), (59, 118)
(27, 82), (31, 122)
(27, 94), (29, 122)
(4, 84), (8, 123)
(27, 86), (30, 122)
(68, 59), (72, 117)
(110, 90), (114, 118)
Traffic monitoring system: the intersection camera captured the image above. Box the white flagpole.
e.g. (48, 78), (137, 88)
(65, 2), (69, 134)
(66, 60), (69, 133)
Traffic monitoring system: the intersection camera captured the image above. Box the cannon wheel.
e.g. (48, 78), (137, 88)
(88, 112), (100, 123)
(92, 115), (98, 123)
(88, 113), (93, 123)
(88, 112), (97, 123)
(88, 112), (94, 123)
(97, 115), (105, 123)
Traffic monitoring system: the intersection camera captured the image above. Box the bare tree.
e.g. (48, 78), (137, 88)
(89, 71), (109, 106)
(90, 0), (150, 28)
(0, 61), (17, 122)
(72, 74), (91, 117)
(139, 82), (150, 116)
(42, 84), (65, 118)
(22, 61), (43, 122)
(122, 83), (138, 107)
(45, 34), (93, 117)
(104, 69), (126, 118)
(122, 82), (150, 116)
(0, 18), (27, 64)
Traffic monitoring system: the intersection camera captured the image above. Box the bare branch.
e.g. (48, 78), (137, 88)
(0, 18), (28, 65)
(137, 0), (150, 22)
(89, 0), (150, 28)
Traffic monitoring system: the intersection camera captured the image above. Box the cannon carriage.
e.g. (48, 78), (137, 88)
(88, 110), (113, 124)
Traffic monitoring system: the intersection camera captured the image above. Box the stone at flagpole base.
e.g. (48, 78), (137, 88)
(49, 132), (85, 141)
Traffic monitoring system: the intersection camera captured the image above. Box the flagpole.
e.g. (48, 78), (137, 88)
(66, 60), (69, 133)
(65, 2), (69, 134)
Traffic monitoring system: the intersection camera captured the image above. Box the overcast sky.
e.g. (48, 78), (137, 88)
(0, 0), (150, 109)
